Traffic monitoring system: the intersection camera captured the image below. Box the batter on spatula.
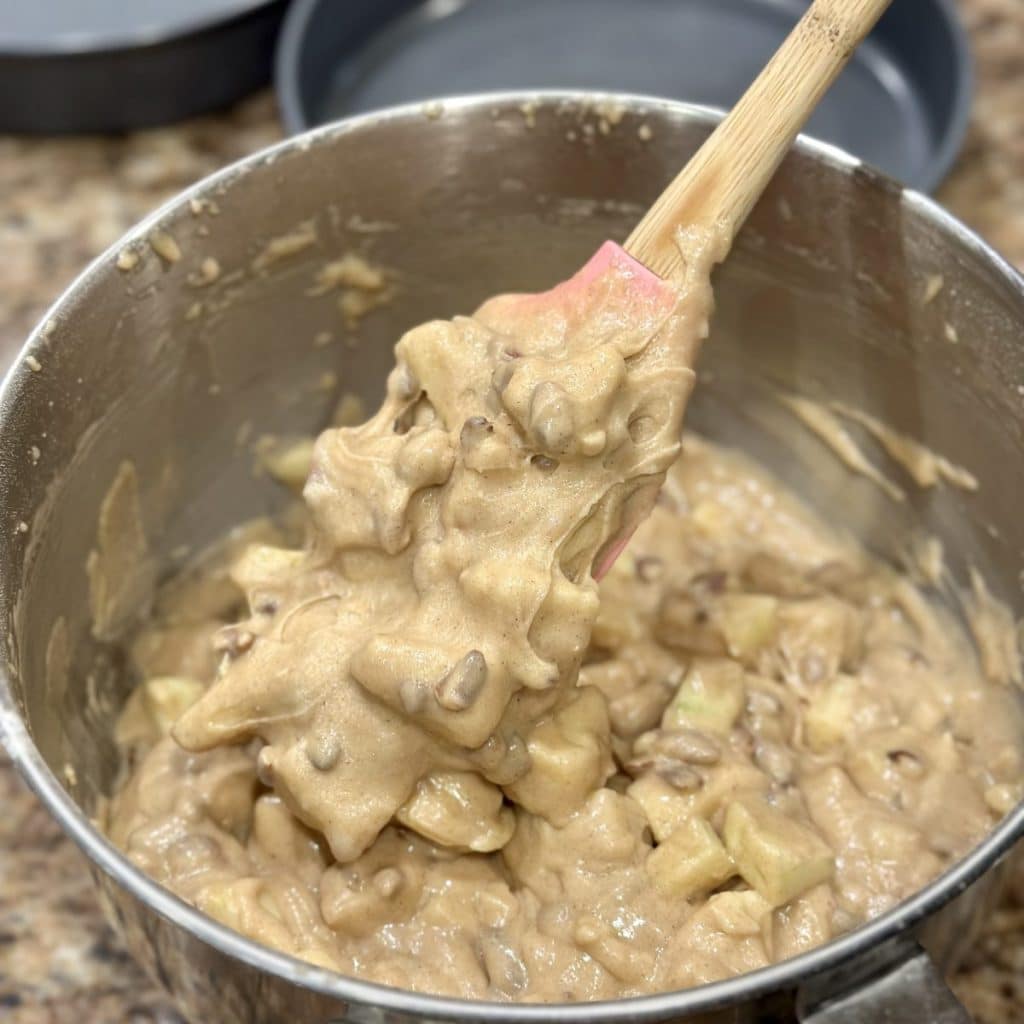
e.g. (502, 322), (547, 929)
(169, 230), (723, 862)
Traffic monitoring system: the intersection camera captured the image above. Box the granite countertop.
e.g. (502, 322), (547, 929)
(1, 2), (1023, 1021)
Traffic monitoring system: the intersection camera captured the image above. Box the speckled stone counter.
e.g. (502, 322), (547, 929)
(1, 2), (1023, 1020)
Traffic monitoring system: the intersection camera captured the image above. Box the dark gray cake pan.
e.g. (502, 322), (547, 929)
(0, 0), (287, 134)
(275, 0), (973, 192)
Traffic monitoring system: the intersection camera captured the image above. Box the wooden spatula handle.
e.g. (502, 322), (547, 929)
(625, 0), (893, 279)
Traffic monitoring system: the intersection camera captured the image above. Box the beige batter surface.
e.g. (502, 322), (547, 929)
(106, 241), (1023, 1002)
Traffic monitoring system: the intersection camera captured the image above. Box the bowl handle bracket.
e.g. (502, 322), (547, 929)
(797, 940), (971, 1023)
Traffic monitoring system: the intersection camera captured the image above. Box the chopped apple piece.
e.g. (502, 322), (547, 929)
(505, 687), (614, 825)
(628, 773), (692, 842)
(662, 658), (746, 735)
(397, 771), (515, 852)
(804, 674), (861, 752)
(705, 889), (772, 936)
(769, 883), (835, 961)
(257, 437), (315, 491)
(141, 676), (204, 735)
(197, 878), (248, 931)
(723, 796), (834, 907)
(229, 544), (305, 593)
(715, 594), (778, 664)
(646, 817), (735, 899)
(985, 782), (1022, 816)
(690, 499), (726, 538)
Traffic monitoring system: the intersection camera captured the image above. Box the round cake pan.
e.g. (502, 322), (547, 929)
(0, 0), (287, 134)
(275, 0), (972, 192)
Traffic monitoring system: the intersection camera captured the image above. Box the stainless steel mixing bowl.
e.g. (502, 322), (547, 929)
(2, 94), (1022, 1024)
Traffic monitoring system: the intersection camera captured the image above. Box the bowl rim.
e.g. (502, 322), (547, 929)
(2, 90), (1023, 1021)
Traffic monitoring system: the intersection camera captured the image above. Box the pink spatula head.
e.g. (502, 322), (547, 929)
(501, 240), (677, 319)
(571, 240), (678, 304)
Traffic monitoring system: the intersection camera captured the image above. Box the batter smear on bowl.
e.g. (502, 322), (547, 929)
(106, 232), (1023, 1000)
